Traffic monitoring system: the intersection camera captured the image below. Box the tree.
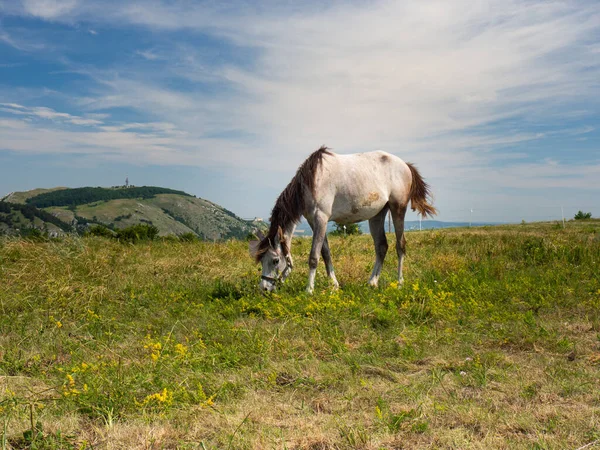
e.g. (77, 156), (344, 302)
(330, 222), (361, 236)
(574, 211), (592, 220)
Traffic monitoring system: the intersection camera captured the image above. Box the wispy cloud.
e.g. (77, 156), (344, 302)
(53, 2), (599, 153)
(21, 0), (79, 20)
(1, 0), (599, 218)
(0, 30), (46, 51)
(0, 103), (103, 126)
(136, 49), (160, 60)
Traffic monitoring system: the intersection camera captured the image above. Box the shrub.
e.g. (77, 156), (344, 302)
(330, 222), (361, 236)
(574, 211), (592, 220)
(179, 232), (200, 242)
(21, 227), (47, 241)
(115, 224), (159, 243)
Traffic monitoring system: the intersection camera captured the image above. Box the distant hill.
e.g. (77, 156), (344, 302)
(292, 219), (500, 236)
(1, 186), (256, 240)
(403, 220), (500, 230)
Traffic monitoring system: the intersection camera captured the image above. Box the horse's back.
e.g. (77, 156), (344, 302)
(324, 151), (411, 193)
(314, 151), (411, 223)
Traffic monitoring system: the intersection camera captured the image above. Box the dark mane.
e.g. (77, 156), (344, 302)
(255, 146), (332, 261)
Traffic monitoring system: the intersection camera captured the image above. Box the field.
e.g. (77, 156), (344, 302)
(1, 221), (599, 449)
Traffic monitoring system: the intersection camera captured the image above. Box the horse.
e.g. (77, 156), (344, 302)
(249, 146), (436, 293)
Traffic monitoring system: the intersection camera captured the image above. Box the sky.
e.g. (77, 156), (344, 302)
(0, 0), (599, 223)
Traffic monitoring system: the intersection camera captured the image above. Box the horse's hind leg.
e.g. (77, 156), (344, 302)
(367, 207), (389, 287)
(390, 201), (408, 285)
(321, 236), (340, 289)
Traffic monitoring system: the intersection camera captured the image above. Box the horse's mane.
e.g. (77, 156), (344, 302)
(255, 146), (332, 262)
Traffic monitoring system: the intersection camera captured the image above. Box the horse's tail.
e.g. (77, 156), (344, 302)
(406, 163), (437, 218)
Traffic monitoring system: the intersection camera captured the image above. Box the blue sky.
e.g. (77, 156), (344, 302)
(0, 0), (599, 223)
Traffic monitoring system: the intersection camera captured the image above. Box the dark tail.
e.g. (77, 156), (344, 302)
(406, 163), (437, 218)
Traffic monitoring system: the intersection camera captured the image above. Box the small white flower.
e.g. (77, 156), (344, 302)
(460, 371), (467, 376)
(465, 357), (473, 362)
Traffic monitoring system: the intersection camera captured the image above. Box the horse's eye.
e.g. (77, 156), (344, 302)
(273, 258), (280, 265)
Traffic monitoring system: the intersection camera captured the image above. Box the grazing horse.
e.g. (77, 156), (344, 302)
(250, 146), (436, 293)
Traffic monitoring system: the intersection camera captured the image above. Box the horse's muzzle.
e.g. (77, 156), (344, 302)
(259, 276), (277, 292)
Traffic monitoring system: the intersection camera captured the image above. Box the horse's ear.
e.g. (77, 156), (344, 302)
(249, 240), (260, 258)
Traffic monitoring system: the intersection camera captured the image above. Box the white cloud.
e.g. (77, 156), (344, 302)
(0, 103), (26, 110)
(136, 49), (160, 60)
(21, 0), (79, 19)
(48, 1), (597, 160)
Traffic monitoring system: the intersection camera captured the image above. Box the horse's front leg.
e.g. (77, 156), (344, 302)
(307, 213), (328, 294)
(321, 236), (339, 290)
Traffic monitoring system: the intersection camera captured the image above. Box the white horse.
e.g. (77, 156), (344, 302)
(250, 146), (436, 293)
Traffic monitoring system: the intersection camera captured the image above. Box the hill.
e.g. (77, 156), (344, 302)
(1, 186), (255, 240)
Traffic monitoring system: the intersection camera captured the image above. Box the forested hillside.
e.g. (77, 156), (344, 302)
(26, 186), (191, 208)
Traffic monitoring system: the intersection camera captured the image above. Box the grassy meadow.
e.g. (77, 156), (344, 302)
(1, 221), (600, 449)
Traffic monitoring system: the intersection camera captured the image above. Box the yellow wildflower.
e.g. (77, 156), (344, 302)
(174, 343), (188, 358)
(140, 388), (173, 406)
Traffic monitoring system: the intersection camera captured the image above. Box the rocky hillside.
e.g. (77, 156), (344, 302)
(1, 187), (257, 240)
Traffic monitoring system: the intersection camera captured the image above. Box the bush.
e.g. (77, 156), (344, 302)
(21, 227), (47, 241)
(179, 232), (200, 242)
(115, 224), (159, 243)
(574, 211), (592, 220)
(330, 222), (361, 236)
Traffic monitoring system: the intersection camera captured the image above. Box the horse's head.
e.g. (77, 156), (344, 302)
(249, 226), (293, 292)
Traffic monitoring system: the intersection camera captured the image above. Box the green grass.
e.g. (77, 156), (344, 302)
(1, 220), (600, 449)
